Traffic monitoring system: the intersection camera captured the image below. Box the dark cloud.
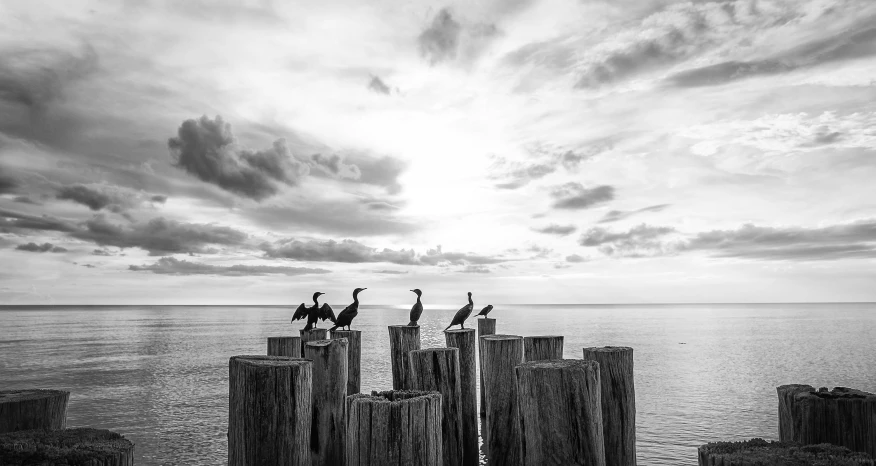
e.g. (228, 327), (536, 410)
(346, 153), (408, 195)
(532, 223), (577, 236)
(15, 242), (67, 253)
(263, 239), (508, 267)
(0, 207), (78, 233)
(550, 183), (614, 209)
(92, 249), (113, 256)
(418, 8), (462, 65)
(460, 265), (491, 274)
(150, 195), (168, 204)
(129, 257), (330, 276)
(368, 76), (391, 95)
(13, 196), (40, 205)
(246, 199), (418, 237)
(56, 184), (112, 210)
(0, 171), (18, 194)
(309, 153), (361, 179)
(0, 45), (98, 113)
(579, 224), (676, 257)
(55, 183), (168, 213)
(565, 254), (587, 263)
(598, 204), (671, 223)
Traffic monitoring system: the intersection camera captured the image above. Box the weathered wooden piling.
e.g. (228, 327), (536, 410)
(583, 346), (636, 466)
(0, 389), (69, 434)
(477, 317), (496, 417)
(697, 438), (875, 466)
(516, 359), (606, 466)
(778, 384), (876, 457)
(445, 328), (479, 466)
(331, 329), (362, 395)
(300, 328), (329, 356)
(345, 390), (443, 466)
(305, 339), (348, 466)
(0, 428), (135, 465)
(228, 355), (312, 466)
(388, 325), (421, 390)
(267, 336), (302, 357)
(523, 335), (564, 362)
(481, 334), (524, 466)
(410, 348), (464, 466)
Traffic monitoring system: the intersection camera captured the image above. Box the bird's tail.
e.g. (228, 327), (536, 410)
(304, 322), (313, 331)
(444, 324), (451, 331)
(330, 324), (339, 331)
(408, 321), (418, 326)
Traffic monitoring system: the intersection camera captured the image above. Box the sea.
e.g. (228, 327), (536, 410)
(1, 303), (874, 465)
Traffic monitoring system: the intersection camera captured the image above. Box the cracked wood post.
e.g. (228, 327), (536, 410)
(410, 348), (464, 466)
(305, 338), (348, 466)
(445, 328), (478, 466)
(0, 428), (135, 465)
(477, 317), (496, 417)
(300, 328), (328, 357)
(228, 355), (312, 466)
(583, 346), (637, 466)
(267, 336), (302, 357)
(524, 336), (564, 362)
(0, 389), (69, 434)
(345, 390), (443, 466)
(697, 438), (876, 466)
(331, 329), (362, 395)
(516, 359), (606, 466)
(481, 334), (524, 466)
(389, 325), (420, 390)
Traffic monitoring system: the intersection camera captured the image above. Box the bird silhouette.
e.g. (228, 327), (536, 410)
(408, 289), (423, 326)
(476, 304), (493, 317)
(331, 288), (367, 331)
(444, 292), (473, 331)
(291, 292), (336, 330)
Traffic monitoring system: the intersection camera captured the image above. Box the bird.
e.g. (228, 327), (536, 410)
(408, 289), (423, 326)
(331, 288), (367, 331)
(444, 291), (474, 331)
(476, 304), (493, 318)
(291, 292), (336, 331)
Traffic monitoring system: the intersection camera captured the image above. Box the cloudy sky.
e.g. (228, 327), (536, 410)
(1, 0), (875, 305)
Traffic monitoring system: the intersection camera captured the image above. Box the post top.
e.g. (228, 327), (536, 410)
(349, 390), (441, 405)
(444, 328), (475, 334)
(230, 355), (310, 368)
(388, 324), (420, 330)
(306, 338), (348, 348)
(481, 334), (523, 341)
(0, 389), (69, 403)
(0, 428), (133, 457)
(523, 335), (564, 340)
(517, 359), (598, 371)
(330, 329), (362, 334)
(410, 347), (459, 355)
(582, 346), (633, 353)
(777, 384), (874, 400)
(267, 335), (300, 340)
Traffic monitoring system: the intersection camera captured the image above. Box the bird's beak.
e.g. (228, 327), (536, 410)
(362, 288), (368, 290)
(409, 289), (414, 292)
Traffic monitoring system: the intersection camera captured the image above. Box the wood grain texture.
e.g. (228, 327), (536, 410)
(0, 389), (69, 434)
(516, 359), (606, 466)
(0, 427), (135, 465)
(697, 438), (875, 466)
(481, 334), (524, 466)
(477, 318), (496, 417)
(345, 390), (443, 466)
(268, 336), (302, 357)
(305, 339), (348, 466)
(523, 336), (564, 362)
(582, 346), (636, 466)
(301, 329), (329, 356)
(228, 355), (312, 466)
(445, 328), (479, 466)
(331, 329), (362, 395)
(777, 384), (876, 457)
(410, 348), (464, 466)
(389, 325), (421, 390)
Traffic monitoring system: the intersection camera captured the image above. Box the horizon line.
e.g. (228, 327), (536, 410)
(1, 301), (874, 307)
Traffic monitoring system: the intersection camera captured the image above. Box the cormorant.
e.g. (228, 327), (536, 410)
(408, 289), (423, 326)
(331, 288), (367, 331)
(444, 291), (473, 331)
(291, 292), (336, 330)
(476, 304), (493, 317)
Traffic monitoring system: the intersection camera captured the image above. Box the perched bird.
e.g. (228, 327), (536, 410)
(444, 292), (474, 331)
(476, 304), (493, 318)
(291, 292), (336, 331)
(331, 288), (367, 331)
(408, 289), (423, 326)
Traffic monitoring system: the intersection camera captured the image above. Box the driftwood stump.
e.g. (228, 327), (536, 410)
(445, 328), (478, 466)
(0, 389), (69, 434)
(345, 390), (443, 466)
(778, 384), (876, 457)
(523, 336), (564, 362)
(583, 346), (636, 466)
(698, 438), (875, 466)
(0, 428), (135, 465)
(305, 339), (348, 466)
(331, 329), (362, 395)
(477, 317), (496, 417)
(267, 336), (302, 357)
(516, 359), (606, 466)
(388, 325), (421, 390)
(301, 329), (329, 356)
(410, 348), (464, 466)
(228, 355), (312, 466)
(481, 334), (524, 466)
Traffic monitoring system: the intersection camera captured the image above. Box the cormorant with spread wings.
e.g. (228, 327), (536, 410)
(292, 291), (336, 330)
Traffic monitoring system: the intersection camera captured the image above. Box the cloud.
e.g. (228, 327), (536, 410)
(0, 44), (98, 113)
(15, 242), (67, 253)
(309, 153), (361, 179)
(599, 204), (671, 223)
(550, 183), (614, 209)
(344, 153), (408, 195)
(129, 257), (331, 276)
(532, 223), (577, 236)
(460, 265), (491, 274)
(579, 224), (676, 257)
(0, 207), (77, 233)
(92, 249), (113, 256)
(150, 195), (167, 204)
(490, 159), (556, 189)
(56, 184), (113, 211)
(418, 8), (462, 65)
(565, 254), (587, 263)
(368, 75), (391, 95)
(13, 196), (40, 205)
(373, 269), (408, 275)
(0, 171), (18, 194)
(263, 239), (508, 266)
(246, 198), (418, 237)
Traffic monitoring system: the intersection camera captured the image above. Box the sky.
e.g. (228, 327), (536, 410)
(1, 0), (875, 305)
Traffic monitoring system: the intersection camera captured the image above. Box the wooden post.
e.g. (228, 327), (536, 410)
(331, 329), (362, 395)
(697, 438), (875, 466)
(777, 384), (876, 457)
(523, 336), (563, 362)
(516, 359), (605, 466)
(444, 328), (478, 466)
(477, 317), (496, 417)
(228, 355), (311, 466)
(583, 346), (636, 466)
(388, 325), (420, 390)
(0, 389), (69, 434)
(409, 348), (464, 466)
(0, 428), (135, 465)
(305, 339), (348, 466)
(300, 328), (328, 356)
(481, 334), (524, 466)
(345, 390), (443, 466)
(267, 336), (302, 357)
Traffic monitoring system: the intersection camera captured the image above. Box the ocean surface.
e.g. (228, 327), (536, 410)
(1, 303), (874, 465)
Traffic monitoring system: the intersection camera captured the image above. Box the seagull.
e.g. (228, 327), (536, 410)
(331, 288), (367, 331)
(408, 289), (423, 326)
(444, 291), (474, 331)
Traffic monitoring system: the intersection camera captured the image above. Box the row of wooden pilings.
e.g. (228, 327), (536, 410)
(230, 319), (637, 466)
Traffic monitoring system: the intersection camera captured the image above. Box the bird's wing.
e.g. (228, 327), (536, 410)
(319, 303), (336, 322)
(291, 303), (308, 321)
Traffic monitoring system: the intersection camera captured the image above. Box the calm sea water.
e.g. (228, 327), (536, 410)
(1, 303), (874, 465)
